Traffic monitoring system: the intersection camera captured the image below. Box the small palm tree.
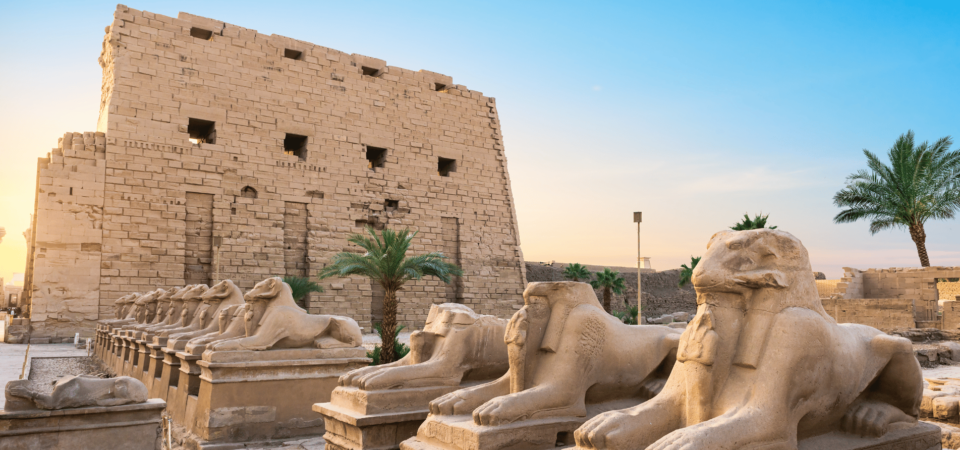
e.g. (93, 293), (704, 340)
(731, 213), (777, 231)
(590, 268), (626, 313)
(318, 227), (463, 364)
(282, 275), (324, 308)
(562, 263), (592, 282)
(678, 256), (701, 287)
(834, 131), (960, 267)
(612, 305), (639, 325)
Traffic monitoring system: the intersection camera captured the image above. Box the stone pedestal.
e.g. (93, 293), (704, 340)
(317, 385), (463, 450)
(401, 399), (643, 450)
(797, 421), (941, 450)
(142, 342), (166, 398)
(0, 398), (166, 450)
(185, 347), (368, 448)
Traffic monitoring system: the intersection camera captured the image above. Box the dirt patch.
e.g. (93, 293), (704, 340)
(26, 356), (112, 395)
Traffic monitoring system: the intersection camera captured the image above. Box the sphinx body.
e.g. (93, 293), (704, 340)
(155, 284), (209, 337)
(427, 282), (681, 427)
(574, 229), (923, 450)
(179, 280), (248, 353)
(340, 303), (509, 391)
(6, 376), (148, 410)
(165, 280), (243, 350)
(211, 277), (362, 351)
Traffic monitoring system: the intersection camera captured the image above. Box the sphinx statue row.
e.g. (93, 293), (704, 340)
(96, 277), (362, 360)
(320, 229), (937, 450)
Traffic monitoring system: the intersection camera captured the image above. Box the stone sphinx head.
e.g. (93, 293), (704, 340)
(179, 284), (209, 324)
(154, 287), (179, 321)
(411, 304), (485, 364)
(114, 293), (140, 319)
(197, 280), (243, 322)
(242, 277), (298, 336)
(691, 229), (826, 315)
(135, 289), (164, 323)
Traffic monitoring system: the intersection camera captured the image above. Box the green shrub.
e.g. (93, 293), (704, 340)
(368, 323), (410, 365)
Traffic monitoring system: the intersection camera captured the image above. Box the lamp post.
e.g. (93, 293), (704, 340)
(633, 212), (642, 319)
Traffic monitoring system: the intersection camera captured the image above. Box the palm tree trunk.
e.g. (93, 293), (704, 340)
(909, 224), (931, 267)
(381, 288), (398, 364)
(603, 287), (611, 313)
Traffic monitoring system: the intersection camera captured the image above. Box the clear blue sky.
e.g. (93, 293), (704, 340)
(1, 1), (958, 280)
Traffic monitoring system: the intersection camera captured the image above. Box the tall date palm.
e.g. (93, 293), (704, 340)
(562, 263), (592, 282)
(833, 131), (960, 267)
(318, 227), (462, 363)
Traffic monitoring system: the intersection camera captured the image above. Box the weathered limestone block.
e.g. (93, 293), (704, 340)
(572, 229), (936, 450)
(184, 347), (369, 447)
(0, 396), (165, 450)
(401, 282), (681, 450)
(5, 376), (148, 411)
(318, 303), (510, 450)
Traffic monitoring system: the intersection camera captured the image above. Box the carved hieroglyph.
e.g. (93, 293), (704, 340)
(5, 376), (148, 411)
(574, 229), (927, 450)
(210, 277), (363, 351)
(340, 303), (509, 391)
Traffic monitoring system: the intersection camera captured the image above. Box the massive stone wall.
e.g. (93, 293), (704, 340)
(820, 297), (915, 331)
(836, 267), (960, 316)
(24, 5), (526, 338)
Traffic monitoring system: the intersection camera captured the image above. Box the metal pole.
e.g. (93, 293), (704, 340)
(637, 221), (642, 318)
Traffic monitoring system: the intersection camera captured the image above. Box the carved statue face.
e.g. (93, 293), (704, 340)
(692, 229), (809, 296)
(243, 277), (284, 303)
(200, 280), (238, 305)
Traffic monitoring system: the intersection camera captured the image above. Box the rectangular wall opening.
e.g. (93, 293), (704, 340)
(438, 157), (457, 177)
(190, 27), (213, 40)
(366, 146), (387, 170)
(434, 82), (447, 92)
(284, 49), (303, 60)
(361, 66), (380, 77)
(441, 217), (463, 303)
(385, 200), (399, 212)
(187, 118), (216, 144)
(284, 133), (308, 160)
(184, 192), (214, 286)
(283, 202), (310, 307)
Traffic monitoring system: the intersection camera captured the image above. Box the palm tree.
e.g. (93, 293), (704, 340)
(282, 276), (324, 308)
(678, 256), (701, 287)
(833, 131), (960, 267)
(731, 213), (777, 231)
(562, 263), (592, 282)
(590, 268), (626, 313)
(318, 227), (463, 363)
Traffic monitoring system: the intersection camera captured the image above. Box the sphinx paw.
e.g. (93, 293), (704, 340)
(473, 396), (527, 426)
(842, 401), (912, 438)
(575, 411), (632, 449)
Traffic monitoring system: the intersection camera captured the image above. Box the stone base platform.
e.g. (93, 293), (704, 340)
(186, 347), (369, 447)
(316, 383), (479, 450)
(400, 398), (642, 450)
(0, 398), (166, 450)
(798, 421), (941, 450)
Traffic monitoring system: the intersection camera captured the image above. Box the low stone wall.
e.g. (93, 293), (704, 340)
(940, 281), (960, 301)
(820, 297), (915, 331)
(942, 301), (960, 330)
(524, 263), (697, 319)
